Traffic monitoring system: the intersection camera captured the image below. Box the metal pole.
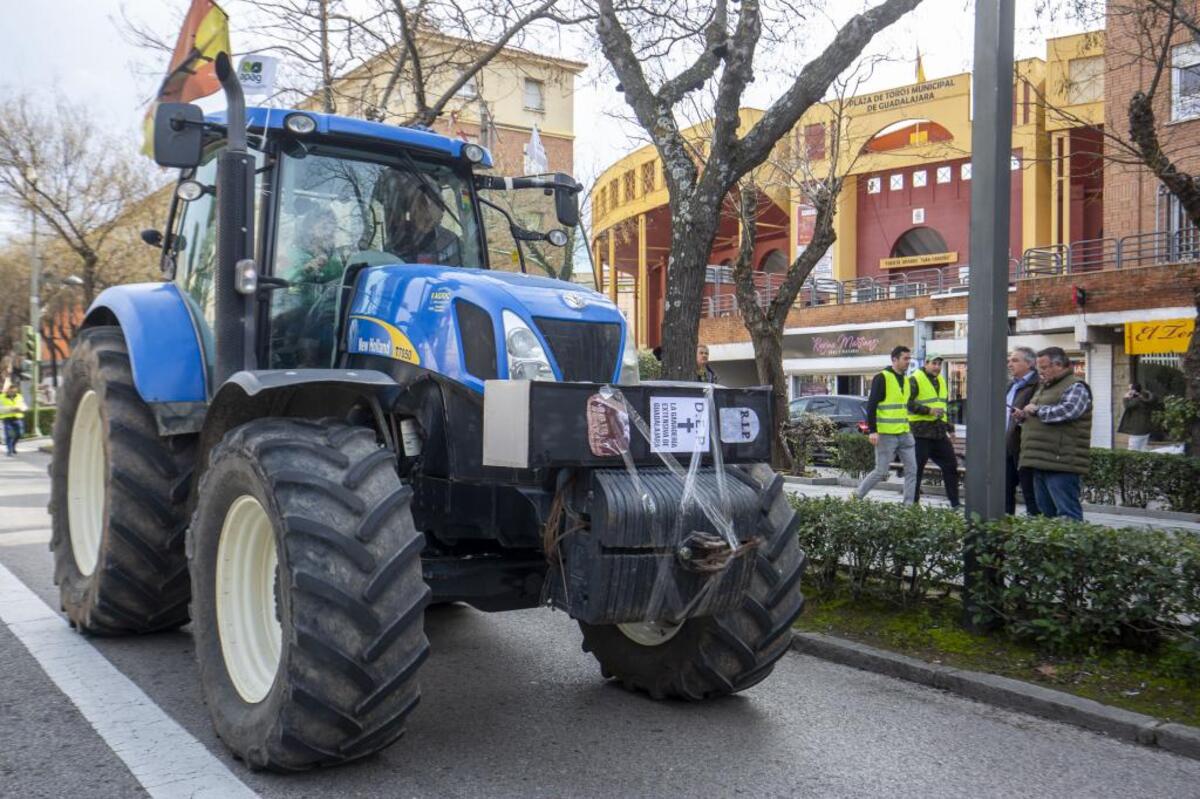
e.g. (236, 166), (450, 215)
(964, 0), (1015, 628)
(28, 199), (41, 437)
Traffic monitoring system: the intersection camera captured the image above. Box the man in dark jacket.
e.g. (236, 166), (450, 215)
(1004, 347), (1040, 515)
(1117, 384), (1156, 451)
(907, 355), (959, 507)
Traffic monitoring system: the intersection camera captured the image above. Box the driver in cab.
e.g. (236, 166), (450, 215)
(377, 169), (463, 266)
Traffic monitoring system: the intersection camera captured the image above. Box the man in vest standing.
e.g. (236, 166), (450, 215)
(2, 383), (28, 457)
(1016, 347), (1092, 520)
(854, 345), (918, 502)
(907, 355), (960, 508)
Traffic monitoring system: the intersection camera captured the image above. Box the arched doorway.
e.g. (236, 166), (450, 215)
(891, 227), (949, 258)
(759, 249), (788, 274)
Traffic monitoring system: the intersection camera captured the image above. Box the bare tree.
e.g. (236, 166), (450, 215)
(593, 0), (924, 379)
(728, 69), (876, 467)
(0, 95), (160, 306)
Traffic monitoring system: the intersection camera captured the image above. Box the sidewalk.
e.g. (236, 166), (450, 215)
(784, 479), (1200, 533)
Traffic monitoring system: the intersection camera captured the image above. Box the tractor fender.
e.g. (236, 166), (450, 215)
(192, 369), (402, 496)
(82, 283), (209, 434)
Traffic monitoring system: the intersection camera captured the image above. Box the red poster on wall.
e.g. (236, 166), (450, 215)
(796, 205), (816, 246)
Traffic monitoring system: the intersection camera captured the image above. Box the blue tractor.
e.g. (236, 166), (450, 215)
(49, 54), (805, 770)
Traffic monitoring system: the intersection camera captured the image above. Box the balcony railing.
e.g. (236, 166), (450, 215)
(700, 229), (1198, 318)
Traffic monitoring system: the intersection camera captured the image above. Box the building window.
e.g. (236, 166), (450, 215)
(523, 78), (545, 112)
(1173, 43), (1200, 121)
(596, 187), (606, 218)
(866, 176), (881, 194)
(623, 170), (635, 202)
(1066, 56), (1104, 105)
(803, 123), (825, 161)
(609, 179), (619, 207)
(457, 75), (479, 98)
(640, 162), (655, 194)
(961, 163), (972, 181)
(936, 166), (952, 184)
(1011, 155), (1021, 171)
(890, 173), (904, 191)
(913, 170), (928, 188)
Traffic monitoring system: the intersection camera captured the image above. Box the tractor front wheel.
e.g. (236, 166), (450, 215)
(49, 326), (195, 634)
(188, 418), (429, 771)
(578, 464), (806, 699)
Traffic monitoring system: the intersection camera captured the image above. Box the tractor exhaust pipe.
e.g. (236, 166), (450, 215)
(213, 52), (257, 383)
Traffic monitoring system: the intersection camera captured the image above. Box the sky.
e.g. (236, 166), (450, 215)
(0, 0), (1090, 239)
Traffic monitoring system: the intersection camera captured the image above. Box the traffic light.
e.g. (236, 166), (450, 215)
(22, 324), (38, 361)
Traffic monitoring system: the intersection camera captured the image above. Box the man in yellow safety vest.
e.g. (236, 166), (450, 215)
(907, 355), (960, 508)
(853, 345), (917, 502)
(2, 383), (28, 457)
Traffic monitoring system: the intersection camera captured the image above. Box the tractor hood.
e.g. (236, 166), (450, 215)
(345, 263), (629, 394)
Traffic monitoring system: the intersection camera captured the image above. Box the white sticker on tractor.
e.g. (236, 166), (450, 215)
(649, 396), (710, 453)
(719, 407), (760, 443)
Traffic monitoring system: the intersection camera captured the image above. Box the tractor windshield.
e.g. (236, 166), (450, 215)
(273, 147), (484, 282)
(267, 147), (484, 368)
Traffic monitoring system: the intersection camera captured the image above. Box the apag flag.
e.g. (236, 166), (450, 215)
(142, 0), (231, 156)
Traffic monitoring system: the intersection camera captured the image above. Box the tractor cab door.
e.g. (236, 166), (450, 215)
(166, 145), (266, 393)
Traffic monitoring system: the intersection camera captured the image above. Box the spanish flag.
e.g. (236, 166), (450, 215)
(142, 0), (231, 156)
(915, 46), (927, 84)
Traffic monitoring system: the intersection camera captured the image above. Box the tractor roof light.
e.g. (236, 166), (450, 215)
(176, 179), (207, 202)
(462, 143), (486, 164)
(284, 114), (317, 135)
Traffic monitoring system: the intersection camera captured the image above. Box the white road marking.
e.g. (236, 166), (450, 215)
(0, 529), (51, 547)
(0, 562), (259, 799)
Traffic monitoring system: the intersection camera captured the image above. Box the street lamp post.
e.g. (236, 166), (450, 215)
(26, 168), (42, 437)
(964, 0), (1015, 628)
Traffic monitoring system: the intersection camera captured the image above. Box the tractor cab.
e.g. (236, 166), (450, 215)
(153, 105), (586, 385)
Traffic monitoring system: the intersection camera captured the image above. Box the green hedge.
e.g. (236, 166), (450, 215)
(19, 408), (55, 438)
(1084, 449), (1200, 513)
(789, 495), (1200, 665)
(831, 431), (875, 477)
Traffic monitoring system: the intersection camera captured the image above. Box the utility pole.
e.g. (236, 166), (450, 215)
(26, 168), (42, 437)
(963, 0), (1015, 628)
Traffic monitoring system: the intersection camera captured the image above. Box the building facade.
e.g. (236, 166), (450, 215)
(591, 22), (1198, 449)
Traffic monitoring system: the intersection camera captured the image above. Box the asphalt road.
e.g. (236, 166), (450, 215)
(3, 448), (1200, 799)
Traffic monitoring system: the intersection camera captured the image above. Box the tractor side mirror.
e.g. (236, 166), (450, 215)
(153, 103), (204, 168)
(554, 183), (580, 228)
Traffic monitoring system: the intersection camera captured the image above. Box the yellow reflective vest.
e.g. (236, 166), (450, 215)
(908, 370), (948, 423)
(876, 369), (911, 435)
(0, 392), (27, 420)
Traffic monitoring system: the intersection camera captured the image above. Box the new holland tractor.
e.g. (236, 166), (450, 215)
(49, 53), (805, 771)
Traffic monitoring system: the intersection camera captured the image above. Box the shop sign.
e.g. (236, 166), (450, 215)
(1125, 318), (1195, 355)
(785, 325), (912, 359)
(880, 251), (957, 269)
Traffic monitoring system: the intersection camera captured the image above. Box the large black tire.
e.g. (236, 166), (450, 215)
(188, 418), (429, 771)
(578, 464), (805, 699)
(49, 326), (195, 634)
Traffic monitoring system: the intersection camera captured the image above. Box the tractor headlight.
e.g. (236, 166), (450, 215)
(502, 310), (556, 381)
(462, 143), (486, 164)
(617, 327), (640, 385)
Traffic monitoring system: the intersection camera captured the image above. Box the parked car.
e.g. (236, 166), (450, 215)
(788, 394), (869, 433)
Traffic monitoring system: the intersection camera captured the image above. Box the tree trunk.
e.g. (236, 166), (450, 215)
(660, 210), (720, 379)
(748, 324), (792, 471)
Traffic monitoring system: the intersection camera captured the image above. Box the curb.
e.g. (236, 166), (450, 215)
(782, 476), (839, 486)
(791, 631), (1200, 761)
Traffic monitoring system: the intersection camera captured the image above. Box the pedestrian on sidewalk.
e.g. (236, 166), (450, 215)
(1117, 383), (1156, 451)
(1004, 347), (1040, 516)
(908, 355), (959, 508)
(1, 384), (27, 457)
(854, 345), (917, 502)
(1015, 347), (1092, 521)
(695, 344), (717, 383)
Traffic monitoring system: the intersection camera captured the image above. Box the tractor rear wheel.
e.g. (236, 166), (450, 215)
(49, 326), (195, 634)
(578, 464), (806, 699)
(188, 418), (429, 771)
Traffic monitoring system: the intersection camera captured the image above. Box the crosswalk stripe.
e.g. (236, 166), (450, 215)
(0, 562), (259, 799)
(0, 529), (51, 546)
